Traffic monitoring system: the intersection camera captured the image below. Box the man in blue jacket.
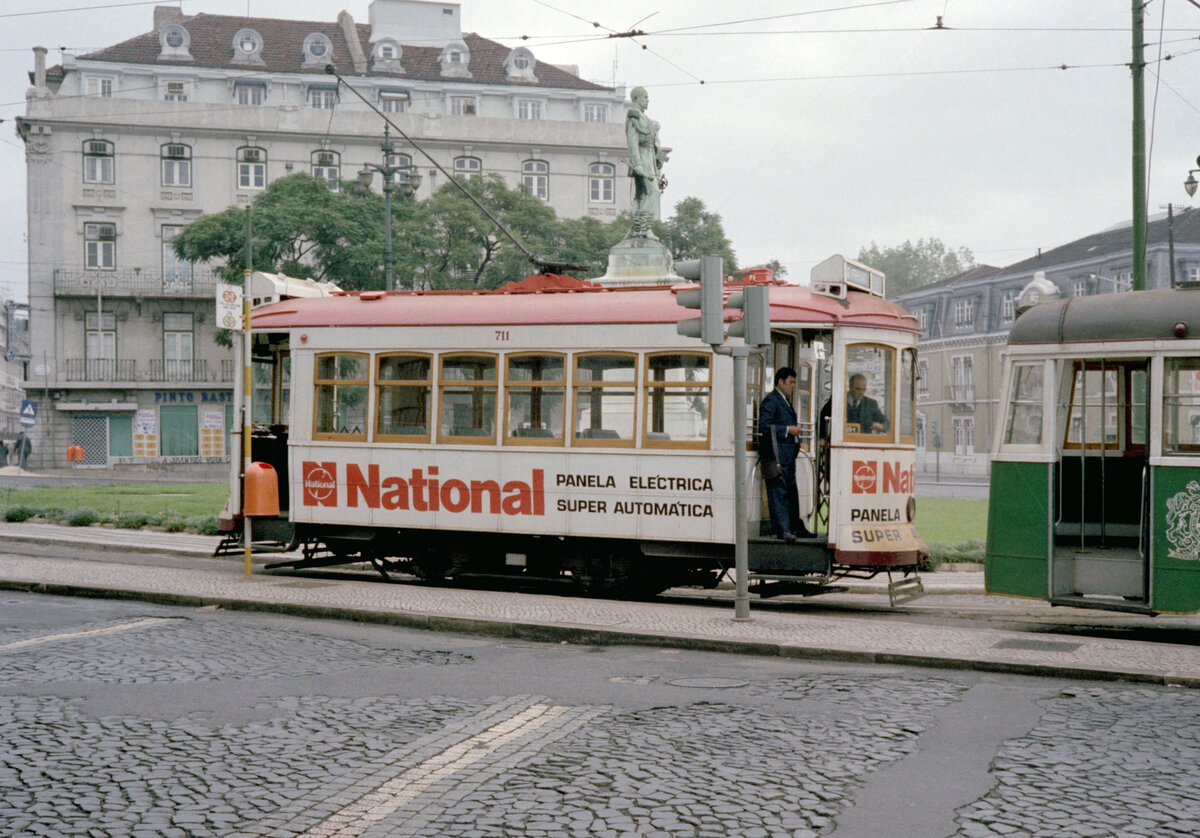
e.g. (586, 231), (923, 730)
(758, 367), (808, 540)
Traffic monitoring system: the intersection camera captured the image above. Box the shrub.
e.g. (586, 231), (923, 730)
(116, 512), (153, 529)
(66, 507), (102, 527)
(163, 516), (188, 533)
(4, 506), (37, 522)
(188, 515), (220, 536)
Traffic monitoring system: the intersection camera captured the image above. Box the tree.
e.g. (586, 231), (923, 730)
(655, 197), (737, 270)
(855, 238), (976, 295)
(171, 173), (430, 290)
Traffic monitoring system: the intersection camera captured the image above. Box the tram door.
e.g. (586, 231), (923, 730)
(1050, 359), (1149, 604)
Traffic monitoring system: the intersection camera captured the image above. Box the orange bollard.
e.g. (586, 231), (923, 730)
(243, 461), (281, 516)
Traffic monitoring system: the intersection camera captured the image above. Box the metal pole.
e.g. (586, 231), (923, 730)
(1168, 203), (1177, 287)
(242, 207), (253, 578)
(381, 127), (396, 292)
(1131, 0), (1147, 291)
(731, 346), (751, 621)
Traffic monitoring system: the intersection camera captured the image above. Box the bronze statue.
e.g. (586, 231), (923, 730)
(625, 86), (668, 239)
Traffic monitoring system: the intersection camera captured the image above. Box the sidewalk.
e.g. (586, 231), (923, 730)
(2, 522), (1199, 687)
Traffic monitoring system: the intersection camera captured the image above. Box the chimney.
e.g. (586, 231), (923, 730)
(33, 46), (47, 88)
(154, 5), (182, 30)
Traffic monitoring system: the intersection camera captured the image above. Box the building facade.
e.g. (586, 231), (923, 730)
(17, 0), (630, 471)
(895, 209), (1200, 480)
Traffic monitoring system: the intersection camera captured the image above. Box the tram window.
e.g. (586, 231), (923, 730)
(644, 352), (711, 448)
(898, 349), (915, 443)
(1003, 363), (1044, 446)
(572, 353), (636, 446)
(746, 354), (763, 449)
(1064, 365), (1120, 450)
(439, 354), (497, 443)
(313, 353), (368, 440)
(842, 344), (894, 442)
(505, 353), (565, 444)
(376, 354), (431, 441)
(1163, 358), (1200, 454)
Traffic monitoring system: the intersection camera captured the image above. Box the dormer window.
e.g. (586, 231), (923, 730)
(232, 28), (264, 65)
(158, 23), (192, 61)
(504, 47), (538, 82)
(372, 39), (404, 73)
(439, 42), (472, 78)
(302, 33), (334, 67)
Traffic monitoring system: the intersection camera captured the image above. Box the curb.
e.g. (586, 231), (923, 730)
(3, 578), (1195, 689)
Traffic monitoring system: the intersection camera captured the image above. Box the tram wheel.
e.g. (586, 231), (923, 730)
(411, 550), (450, 582)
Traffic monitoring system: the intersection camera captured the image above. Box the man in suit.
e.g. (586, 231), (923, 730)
(846, 373), (887, 432)
(759, 367), (809, 540)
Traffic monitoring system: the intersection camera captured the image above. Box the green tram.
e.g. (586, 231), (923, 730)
(986, 288), (1200, 614)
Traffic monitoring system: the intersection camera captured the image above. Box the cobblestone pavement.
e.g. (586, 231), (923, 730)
(4, 593), (1200, 838)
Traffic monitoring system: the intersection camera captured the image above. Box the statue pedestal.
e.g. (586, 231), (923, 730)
(592, 237), (682, 287)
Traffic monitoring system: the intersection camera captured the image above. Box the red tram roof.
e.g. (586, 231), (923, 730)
(248, 280), (919, 333)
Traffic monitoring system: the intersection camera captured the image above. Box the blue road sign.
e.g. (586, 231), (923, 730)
(19, 399), (37, 428)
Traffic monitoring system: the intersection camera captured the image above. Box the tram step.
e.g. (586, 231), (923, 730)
(747, 536), (829, 576)
(887, 574), (925, 607)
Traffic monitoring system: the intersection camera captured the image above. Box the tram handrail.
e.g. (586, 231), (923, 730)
(1138, 464), (1147, 560)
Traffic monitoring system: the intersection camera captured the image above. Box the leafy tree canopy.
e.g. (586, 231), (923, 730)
(174, 172), (745, 290)
(855, 238), (976, 295)
(654, 196), (737, 270)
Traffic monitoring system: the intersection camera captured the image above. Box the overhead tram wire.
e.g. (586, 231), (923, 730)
(322, 65), (573, 275)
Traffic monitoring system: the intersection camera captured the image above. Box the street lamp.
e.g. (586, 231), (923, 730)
(1184, 155), (1200, 197)
(355, 125), (422, 291)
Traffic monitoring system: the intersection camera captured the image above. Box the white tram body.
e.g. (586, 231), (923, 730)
(226, 275), (925, 594)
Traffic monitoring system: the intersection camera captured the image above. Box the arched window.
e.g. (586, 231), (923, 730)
(232, 28), (264, 65)
(236, 146), (267, 190)
(522, 160), (548, 201)
(453, 156), (482, 177)
(588, 162), (614, 203)
(302, 33), (334, 66)
(161, 143), (192, 188)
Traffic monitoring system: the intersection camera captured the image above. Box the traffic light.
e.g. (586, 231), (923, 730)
(675, 256), (725, 345)
(727, 284), (770, 346)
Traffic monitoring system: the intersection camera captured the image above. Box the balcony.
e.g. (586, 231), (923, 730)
(53, 268), (222, 299)
(946, 383), (975, 410)
(64, 358), (234, 384)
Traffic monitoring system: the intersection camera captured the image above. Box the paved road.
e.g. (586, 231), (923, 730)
(4, 592), (1200, 838)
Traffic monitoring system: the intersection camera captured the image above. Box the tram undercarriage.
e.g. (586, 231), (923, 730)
(216, 518), (924, 604)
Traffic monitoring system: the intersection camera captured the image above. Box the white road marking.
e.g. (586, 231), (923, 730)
(0, 617), (172, 652)
(296, 701), (573, 838)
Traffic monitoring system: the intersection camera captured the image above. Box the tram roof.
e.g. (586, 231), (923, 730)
(1008, 288), (1200, 346)
(249, 280), (920, 333)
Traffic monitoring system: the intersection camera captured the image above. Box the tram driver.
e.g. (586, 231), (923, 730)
(819, 373), (888, 437)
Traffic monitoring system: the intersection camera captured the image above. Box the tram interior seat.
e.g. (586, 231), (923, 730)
(645, 431), (671, 441)
(1054, 455), (1144, 543)
(578, 428), (621, 439)
(452, 427), (493, 437)
(512, 427), (555, 438)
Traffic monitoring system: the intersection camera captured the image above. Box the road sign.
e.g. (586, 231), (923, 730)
(19, 399), (37, 427)
(216, 283), (244, 331)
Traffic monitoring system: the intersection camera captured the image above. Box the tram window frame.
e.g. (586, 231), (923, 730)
(571, 352), (637, 448)
(375, 353), (432, 442)
(842, 343), (896, 444)
(1163, 357), (1200, 454)
(746, 353), (764, 451)
(1062, 362), (1145, 453)
(438, 353), (499, 444)
(313, 352), (369, 441)
(504, 352), (566, 446)
(1002, 361), (1045, 448)
(897, 348), (916, 445)
(643, 351), (712, 449)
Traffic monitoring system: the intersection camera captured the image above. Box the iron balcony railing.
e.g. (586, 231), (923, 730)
(947, 383), (975, 403)
(64, 358), (234, 383)
(53, 268), (223, 299)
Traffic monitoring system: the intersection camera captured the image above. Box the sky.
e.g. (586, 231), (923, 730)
(3, 0), (1200, 301)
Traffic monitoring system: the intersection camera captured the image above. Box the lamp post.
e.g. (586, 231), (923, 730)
(356, 125), (422, 291)
(1185, 156), (1200, 198)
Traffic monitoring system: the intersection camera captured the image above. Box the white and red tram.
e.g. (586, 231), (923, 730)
(222, 264), (926, 599)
